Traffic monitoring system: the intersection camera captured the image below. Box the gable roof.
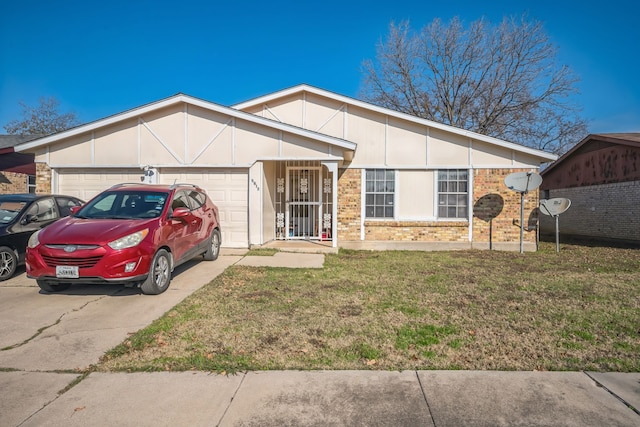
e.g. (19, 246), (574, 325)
(233, 84), (558, 163)
(14, 93), (357, 153)
(541, 133), (640, 177)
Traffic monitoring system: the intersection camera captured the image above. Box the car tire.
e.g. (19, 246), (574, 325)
(37, 280), (71, 293)
(141, 249), (172, 295)
(203, 229), (221, 261)
(0, 246), (17, 281)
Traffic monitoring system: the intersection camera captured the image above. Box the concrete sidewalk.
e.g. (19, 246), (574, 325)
(1, 250), (639, 426)
(4, 370), (639, 426)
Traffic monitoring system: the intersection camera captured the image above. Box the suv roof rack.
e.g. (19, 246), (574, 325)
(109, 183), (145, 189)
(108, 183), (201, 191)
(169, 183), (200, 190)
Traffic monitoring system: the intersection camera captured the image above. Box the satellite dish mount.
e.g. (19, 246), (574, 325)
(540, 198), (571, 253)
(504, 172), (543, 253)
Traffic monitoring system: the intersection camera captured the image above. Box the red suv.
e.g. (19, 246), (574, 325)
(26, 183), (221, 295)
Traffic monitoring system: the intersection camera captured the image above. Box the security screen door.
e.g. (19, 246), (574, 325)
(275, 162), (332, 241)
(287, 167), (320, 239)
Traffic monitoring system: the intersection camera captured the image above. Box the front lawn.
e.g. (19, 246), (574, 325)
(99, 242), (640, 373)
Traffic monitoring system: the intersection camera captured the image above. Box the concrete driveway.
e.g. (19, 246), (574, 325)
(0, 252), (242, 372)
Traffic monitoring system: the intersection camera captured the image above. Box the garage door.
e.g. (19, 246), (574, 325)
(56, 168), (249, 249)
(159, 169), (248, 248)
(57, 169), (143, 201)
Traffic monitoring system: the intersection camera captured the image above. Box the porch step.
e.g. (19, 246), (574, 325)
(256, 240), (338, 254)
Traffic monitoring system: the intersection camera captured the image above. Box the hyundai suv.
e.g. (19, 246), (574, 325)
(26, 183), (221, 295)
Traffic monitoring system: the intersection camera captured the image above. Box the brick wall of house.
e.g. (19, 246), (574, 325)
(337, 167), (538, 244)
(337, 168), (362, 241)
(472, 169), (538, 245)
(365, 220), (469, 241)
(540, 180), (640, 243)
(0, 172), (29, 194)
(36, 163), (52, 194)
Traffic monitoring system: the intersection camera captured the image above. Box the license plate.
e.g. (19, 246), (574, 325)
(56, 265), (79, 279)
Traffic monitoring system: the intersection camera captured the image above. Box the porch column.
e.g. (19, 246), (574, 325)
(322, 161), (338, 248)
(248, 161), (263, 246)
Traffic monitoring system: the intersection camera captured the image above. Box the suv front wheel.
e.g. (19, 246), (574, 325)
(0, 246), (17, 281)
(203, 229), (221, 261)
(141, 249), (172, 295)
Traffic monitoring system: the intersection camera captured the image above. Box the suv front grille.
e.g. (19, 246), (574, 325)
(42, 255), (103, 268)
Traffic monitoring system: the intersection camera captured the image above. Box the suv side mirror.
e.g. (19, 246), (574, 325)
(171, 207), (190, 218)
(21, 214), (38, 225)
(70, 206), (82, 215)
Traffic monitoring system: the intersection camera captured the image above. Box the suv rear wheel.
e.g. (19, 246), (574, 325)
(141, 249), (172, 295)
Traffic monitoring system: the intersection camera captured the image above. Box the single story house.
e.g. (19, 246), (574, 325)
(15, 85), (557, 250)
(0, 135), (39, 194)
(540, 133), (640, 245)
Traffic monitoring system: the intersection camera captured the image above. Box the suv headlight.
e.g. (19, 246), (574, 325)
(27, 229), (42, 248)
(108, 229), (149, 250)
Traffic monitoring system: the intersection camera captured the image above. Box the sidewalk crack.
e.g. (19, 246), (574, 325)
(15, 372), (87, 427)
(216, 371), (248, 427)
(583, 371), (640, 417)
(415, 371), (438, 427)
(1, 297), (106, 351)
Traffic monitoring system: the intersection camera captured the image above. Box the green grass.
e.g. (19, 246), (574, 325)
(99, 242), (640, 373)
(245, 248), (278, 256)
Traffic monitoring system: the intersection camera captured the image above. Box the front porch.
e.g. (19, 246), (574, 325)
(252, 160), (339, 249)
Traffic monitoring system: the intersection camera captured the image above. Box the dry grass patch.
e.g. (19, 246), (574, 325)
(99, 242), (640, 373)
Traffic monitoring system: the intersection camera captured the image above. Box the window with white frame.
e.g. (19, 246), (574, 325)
(365, 169), (394, 218)
(27, 175), (36, 194)
(437, 169), (468, 219)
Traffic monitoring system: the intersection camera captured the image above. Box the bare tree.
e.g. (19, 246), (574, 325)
(361, 16), (588, 154)
(4, 97), (79, 135)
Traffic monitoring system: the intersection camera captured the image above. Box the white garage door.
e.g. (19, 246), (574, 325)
(56, 168), (249, 249)
(57, 169), (143, 201)
(160, 169), (248, 248)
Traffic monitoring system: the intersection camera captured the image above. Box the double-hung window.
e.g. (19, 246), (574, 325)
(365, 169), (394, 218)
(437, 169), (468, 219)
(27, 175), (36, 193)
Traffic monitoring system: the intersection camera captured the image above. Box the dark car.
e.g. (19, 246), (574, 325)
(26, 183), (221, 295)
(0, 193), (84, 281)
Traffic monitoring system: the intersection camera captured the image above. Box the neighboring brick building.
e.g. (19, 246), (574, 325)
(0, 135), (39, 194)
(540, 133), (640, 245)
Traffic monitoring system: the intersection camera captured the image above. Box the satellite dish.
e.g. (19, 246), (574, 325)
(504, 172), (542, 193)
(540, 198), (571, 216)
(539, 198), (571, 253)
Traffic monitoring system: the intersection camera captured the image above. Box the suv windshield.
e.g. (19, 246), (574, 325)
(76, 191), (168, 219)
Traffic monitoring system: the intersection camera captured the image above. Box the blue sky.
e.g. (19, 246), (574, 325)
(1, 0), (638, 137)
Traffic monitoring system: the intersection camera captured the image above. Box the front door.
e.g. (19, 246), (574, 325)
(287, 167), (321, 239)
